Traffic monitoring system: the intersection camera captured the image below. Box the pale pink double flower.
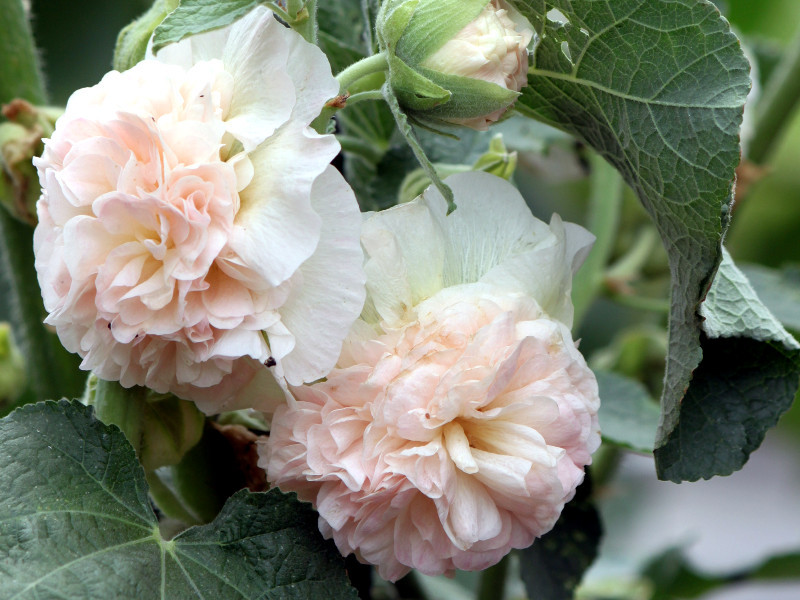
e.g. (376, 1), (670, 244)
(34, 7), (366, 412)
(264, 173), (601, 580)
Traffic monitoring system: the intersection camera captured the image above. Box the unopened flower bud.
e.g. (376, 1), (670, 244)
(377, 0), (533, 130)
(85, 375), (205, 472)
(0, 100), (60, 225)
(398, 133), (517, 202)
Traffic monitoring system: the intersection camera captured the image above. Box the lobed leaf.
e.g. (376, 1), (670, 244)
(0, 400), (358, 599)
(512, 0), (797, 481)
(739, 263), (800, 333)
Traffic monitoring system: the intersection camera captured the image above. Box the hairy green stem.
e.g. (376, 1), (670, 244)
(0, 0), (85, 402)
(477, 554), (509, 600)
(0, 0), (46, 106)
(345, 89), (386, 106)
(748, 25), (800, 164)
(311, 53), (389, 134)
(571, 152), (624, 327)
(336, 52), (389, 93)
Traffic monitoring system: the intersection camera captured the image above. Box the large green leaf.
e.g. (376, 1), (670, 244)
(595, 370), (660, 453)
(519, 475), (601, 600)
(654, 249), (800, 481)
(513, 1), (788, 480)
(0, 400), (358, 599)
(739, 263), (800, 333)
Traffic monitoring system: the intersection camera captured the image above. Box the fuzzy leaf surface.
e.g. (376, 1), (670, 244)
(151, 0), (260, 52)
(512, 1), (787, 480)
(654, 249), (800, 480)
(0, 400), (358, 599)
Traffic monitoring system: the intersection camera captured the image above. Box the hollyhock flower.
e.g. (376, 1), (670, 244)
(378, 0), (534, 130)
(264, 173), (600, 580)
(33, 7), (365, 413)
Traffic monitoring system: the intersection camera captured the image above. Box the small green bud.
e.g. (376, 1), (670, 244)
(113, 0), (179, 72)
(85, 375), (205, 472)
(0, 99), (61, 225)
(398, 134), (517, 202)
(377, 0), (533, 130)
(471, 134), (518, 179)
(0, 323), (26, 408)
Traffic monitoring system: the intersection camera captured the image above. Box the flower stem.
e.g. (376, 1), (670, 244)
(748, 24), (800, 164)
(605, 227), (659, 281)
(477, 555), (509, 600)
(336, 52), (389, 93)
(312, 53), (389, 134)
(345, 89), (386, 106)
(287, 0), (317, 44)
(0, 0), (46, 106)
(571, 152), (624, 328)
(0, 0), (85, 402)
(604, 292), (670, 313)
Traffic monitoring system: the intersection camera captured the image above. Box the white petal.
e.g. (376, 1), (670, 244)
(281, 17), (340, 126)
(422, 172), (551, 286)
(278, 166), (366, 385)
(361, 199), (446, 326)
(482, 215), (594, 327)
(229, 119), (339, 286)
(220, 7), (295, 149)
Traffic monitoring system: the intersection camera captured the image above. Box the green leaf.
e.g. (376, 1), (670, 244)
(318, 1), (372, 57)
(595, 370), (659, 453)
(739, 263), (800, 332)
(151, 0), (260, 53)
(519, 475), (601, 600)
(86, 377), (204, 473)
(644, 546), (800, 600)
(654, 248), (800, 481)
(0, 400), (358, 599)
(113, 0), (176, 71)
(514, 1), (763, 480)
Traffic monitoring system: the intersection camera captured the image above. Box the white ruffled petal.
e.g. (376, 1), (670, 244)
(229, 118), (339, 287)
(424, 172), (551, 287)
(278, 166), (366, 385)
(361, 199), (446, 326)
(220, 7), (295, 149)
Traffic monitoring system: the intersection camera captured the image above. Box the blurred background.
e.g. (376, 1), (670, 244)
(11, 0), (800, 598)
